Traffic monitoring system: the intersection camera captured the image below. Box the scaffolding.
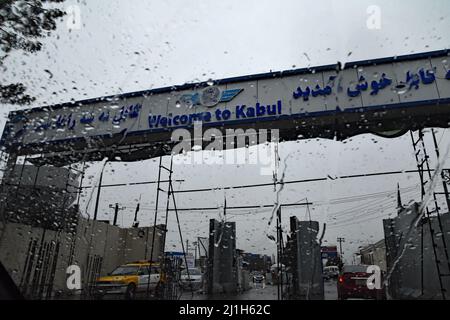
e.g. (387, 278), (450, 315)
(410, 128), (450, 299)
(148, 156), (192, 300)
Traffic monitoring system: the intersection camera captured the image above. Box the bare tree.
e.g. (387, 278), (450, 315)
(0, 0), (65, 104)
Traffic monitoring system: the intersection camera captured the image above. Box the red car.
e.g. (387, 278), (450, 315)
(337, 265), (386, 300)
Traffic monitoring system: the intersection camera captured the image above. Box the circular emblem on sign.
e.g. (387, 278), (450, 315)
(179, 95), (194, 109)
(200, 86), (221, 107)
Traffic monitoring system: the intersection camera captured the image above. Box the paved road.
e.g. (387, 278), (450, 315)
(324, 279), (338, 300)
(180, 284), (277, 300)
(180, 280), (338, 300)
(239, 283), (278, 300)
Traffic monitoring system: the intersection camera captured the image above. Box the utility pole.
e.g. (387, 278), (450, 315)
(276, 206), (283, 300)
(109, 203), (126, 226)
(193, 241), (198, 267)
(185, 239), (192, 269)
(93, 161), (108, 221)
(337, 237), (345, 259)
(132, 202), (140, 228)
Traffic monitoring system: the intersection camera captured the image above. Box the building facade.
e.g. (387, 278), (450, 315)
(359, 239), (387, 271)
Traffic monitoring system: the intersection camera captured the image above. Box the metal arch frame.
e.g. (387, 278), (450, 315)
(2, 48), (450, 163)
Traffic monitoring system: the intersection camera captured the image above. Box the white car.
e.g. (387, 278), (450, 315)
(323, 266), (340, 280)
(180, 268), (203, 291)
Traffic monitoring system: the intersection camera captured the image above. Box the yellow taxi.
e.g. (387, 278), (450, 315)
(95, 261), (164, 299)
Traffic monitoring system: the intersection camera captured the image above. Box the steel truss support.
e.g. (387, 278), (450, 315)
(410, 129), (450, 300)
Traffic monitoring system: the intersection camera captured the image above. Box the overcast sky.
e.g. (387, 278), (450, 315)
(2, 0), (450, 262)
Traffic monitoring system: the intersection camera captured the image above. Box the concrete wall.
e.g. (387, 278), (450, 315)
(5, 165), (79, 190)
(0, 217), (165, 299)
(296, 220), (324, 300)
(207, 219), (237, 295)
(383, 202), (450, 299)
(1, 165), (79, 231)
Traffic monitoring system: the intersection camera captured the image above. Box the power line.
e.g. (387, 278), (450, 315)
(120, 184), (420, 211)
(327, 196), (403, 223)
(329, 204), (395, 226)
(337, 237), (345, 256)
(322, 185), (418, 205)
(325, 184), (419, 213)
(170, 169), (437, 195)
(117, 185), (421, 227)
(127, 201), (314, 212)
(328, 197), (408, 225)
(81, 179), (184, 189)
(328, 212), (393, 229)
(326, 188), (418, 219)
(324, 187), (420, 228)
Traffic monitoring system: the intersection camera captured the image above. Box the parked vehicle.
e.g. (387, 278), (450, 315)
(337, 265), (385, 300)
(95, 261), (163, 299)
(323, 266), (339, 280)
(180, 268), (203, 291)
(252, 272), (265, 283)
